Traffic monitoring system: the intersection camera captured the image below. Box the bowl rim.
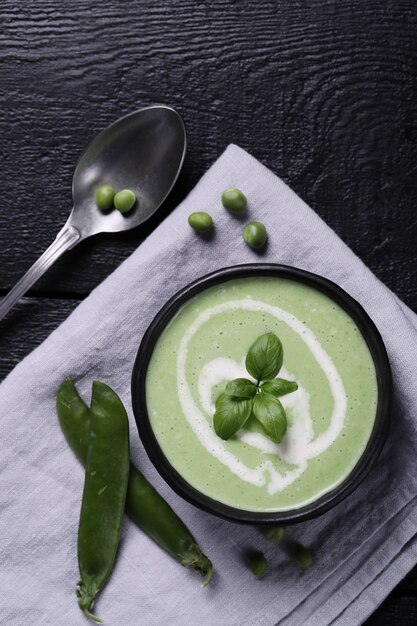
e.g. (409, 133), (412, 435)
(131, 263), (392, 525)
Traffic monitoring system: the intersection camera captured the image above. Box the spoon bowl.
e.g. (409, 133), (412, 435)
(70, 106), (186, 238)
(0, 105), (186, 321)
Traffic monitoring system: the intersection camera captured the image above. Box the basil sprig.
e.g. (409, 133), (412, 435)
(213, 332), (298, 443)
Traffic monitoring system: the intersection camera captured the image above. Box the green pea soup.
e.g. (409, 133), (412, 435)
(145, 277), (378, 512)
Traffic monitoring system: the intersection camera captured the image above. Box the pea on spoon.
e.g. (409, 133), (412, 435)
(0, 105), (186, 321)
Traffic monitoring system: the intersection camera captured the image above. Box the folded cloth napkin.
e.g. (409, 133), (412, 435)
(1, 145), (417, 626)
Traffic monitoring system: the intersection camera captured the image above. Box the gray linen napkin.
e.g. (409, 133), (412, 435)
(1, 145), (416, 626)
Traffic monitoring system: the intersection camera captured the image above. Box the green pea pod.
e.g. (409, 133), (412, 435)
(77, 381), (130, 622)
(57, 379), (212, 586)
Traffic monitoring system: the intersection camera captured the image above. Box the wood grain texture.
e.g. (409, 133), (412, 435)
(1, 0), (417, 622)
(1, 0), (417, 303)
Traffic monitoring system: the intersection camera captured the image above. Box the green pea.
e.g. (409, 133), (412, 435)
(261, 526), (285, 544)
(243, 221), (267, 249)
(188, 211), (213, 233)
(114, 189), (136, 214)
(95, 185), (115, 212)
(221, 187), (247, 214)
(249, 551), (268, 577)
(291, 543), (313, 569)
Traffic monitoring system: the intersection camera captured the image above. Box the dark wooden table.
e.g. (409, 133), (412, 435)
(1, 1), (416, 623)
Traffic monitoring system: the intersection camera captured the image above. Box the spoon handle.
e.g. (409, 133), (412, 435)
(0, 225), (81, 322)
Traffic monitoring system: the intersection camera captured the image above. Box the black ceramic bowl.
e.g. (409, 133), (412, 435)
(131, 264), (391, 525)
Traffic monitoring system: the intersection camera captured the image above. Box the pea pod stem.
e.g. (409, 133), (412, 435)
(83, 609), (103, 624)
(57, 378), (212, 586)
(76, 586), (103, 623)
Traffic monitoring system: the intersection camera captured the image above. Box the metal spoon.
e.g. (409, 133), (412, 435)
(0, 105), (186, 321)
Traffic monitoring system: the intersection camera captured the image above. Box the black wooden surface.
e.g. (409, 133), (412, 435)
(1, 1), (416, 623)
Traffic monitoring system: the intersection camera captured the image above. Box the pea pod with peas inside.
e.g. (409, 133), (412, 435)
(56, 379), (212, 587)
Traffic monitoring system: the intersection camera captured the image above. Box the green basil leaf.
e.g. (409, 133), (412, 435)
(260, 378), (298, 397)
(252, 392), (287, 443)
(213, 393), (253, 440)
(245, 333), (283, 381)
(224, 378), (257, 398)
